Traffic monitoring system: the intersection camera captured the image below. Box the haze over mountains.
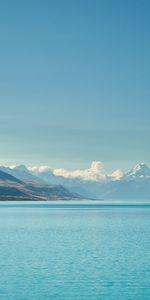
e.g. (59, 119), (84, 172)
(0, 161), (150, 200)
(0, 166), (80, 201)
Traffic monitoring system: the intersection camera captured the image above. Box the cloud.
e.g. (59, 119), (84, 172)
(53, 161), (106, 181)
(28, 161), (124, 182)
(28, 165), (52, 173)
(110, 169), (124, 180)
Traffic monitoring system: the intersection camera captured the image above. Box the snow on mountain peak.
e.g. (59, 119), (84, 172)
(10, 165), (28, 172)
(126, 162), (150, 178)
(2, 161), (150, 184)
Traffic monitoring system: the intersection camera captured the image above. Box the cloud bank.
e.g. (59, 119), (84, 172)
(27, 161), (125, 181)
(53, 161), (106, 181)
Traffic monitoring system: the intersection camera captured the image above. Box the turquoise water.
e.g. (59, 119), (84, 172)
(0, 201), (150, 300)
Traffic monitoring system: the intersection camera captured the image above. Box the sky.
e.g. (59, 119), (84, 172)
(0, 0), (150, 172)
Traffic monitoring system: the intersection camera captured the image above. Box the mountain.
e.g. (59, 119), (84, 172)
(0, 169), (29, 199)
(0, 165), (43, 183)
(29, 162), (150, 201)
(0, 162), (150, 201)
(0, 169), (22, 183)
(0, 168), (81, 201)
(29, 166), (60, 184)
(125, 163), (150, 180)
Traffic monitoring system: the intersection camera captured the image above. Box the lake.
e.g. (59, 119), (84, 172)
(0, 201), (150, 300)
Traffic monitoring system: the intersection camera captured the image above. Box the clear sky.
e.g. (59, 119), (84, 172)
(0, 0), (150, 171)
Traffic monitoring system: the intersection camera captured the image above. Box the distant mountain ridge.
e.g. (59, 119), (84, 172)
(0, 167), (81, 201)
(0, 162), (150, 200)
(125, 163), (150, 180)
(0, 169), (22, 183)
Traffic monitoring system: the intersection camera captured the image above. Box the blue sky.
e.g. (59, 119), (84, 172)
(0, 0), (150, 171)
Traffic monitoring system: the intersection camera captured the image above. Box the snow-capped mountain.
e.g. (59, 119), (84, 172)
(0, 165), (43, 183)
(30, 162), (150, 200)
(125, 163), (150, 180)
(0, 166), (81, 200)
(0, 161), (150, 200)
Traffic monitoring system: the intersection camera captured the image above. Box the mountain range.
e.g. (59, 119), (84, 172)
(0, 161), (150, 200)
(0, 166), (81, 201)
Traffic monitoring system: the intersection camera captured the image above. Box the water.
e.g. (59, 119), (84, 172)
(0, 201), (150, 300)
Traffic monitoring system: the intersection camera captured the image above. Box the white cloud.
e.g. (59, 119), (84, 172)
(53, 161), (106, 181)
(28, 166), (52, 173)
(110, 169), (124, 180)
(28, 161), (124, 182)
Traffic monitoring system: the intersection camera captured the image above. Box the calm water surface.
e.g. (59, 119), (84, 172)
(0, 201), (150, 300)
